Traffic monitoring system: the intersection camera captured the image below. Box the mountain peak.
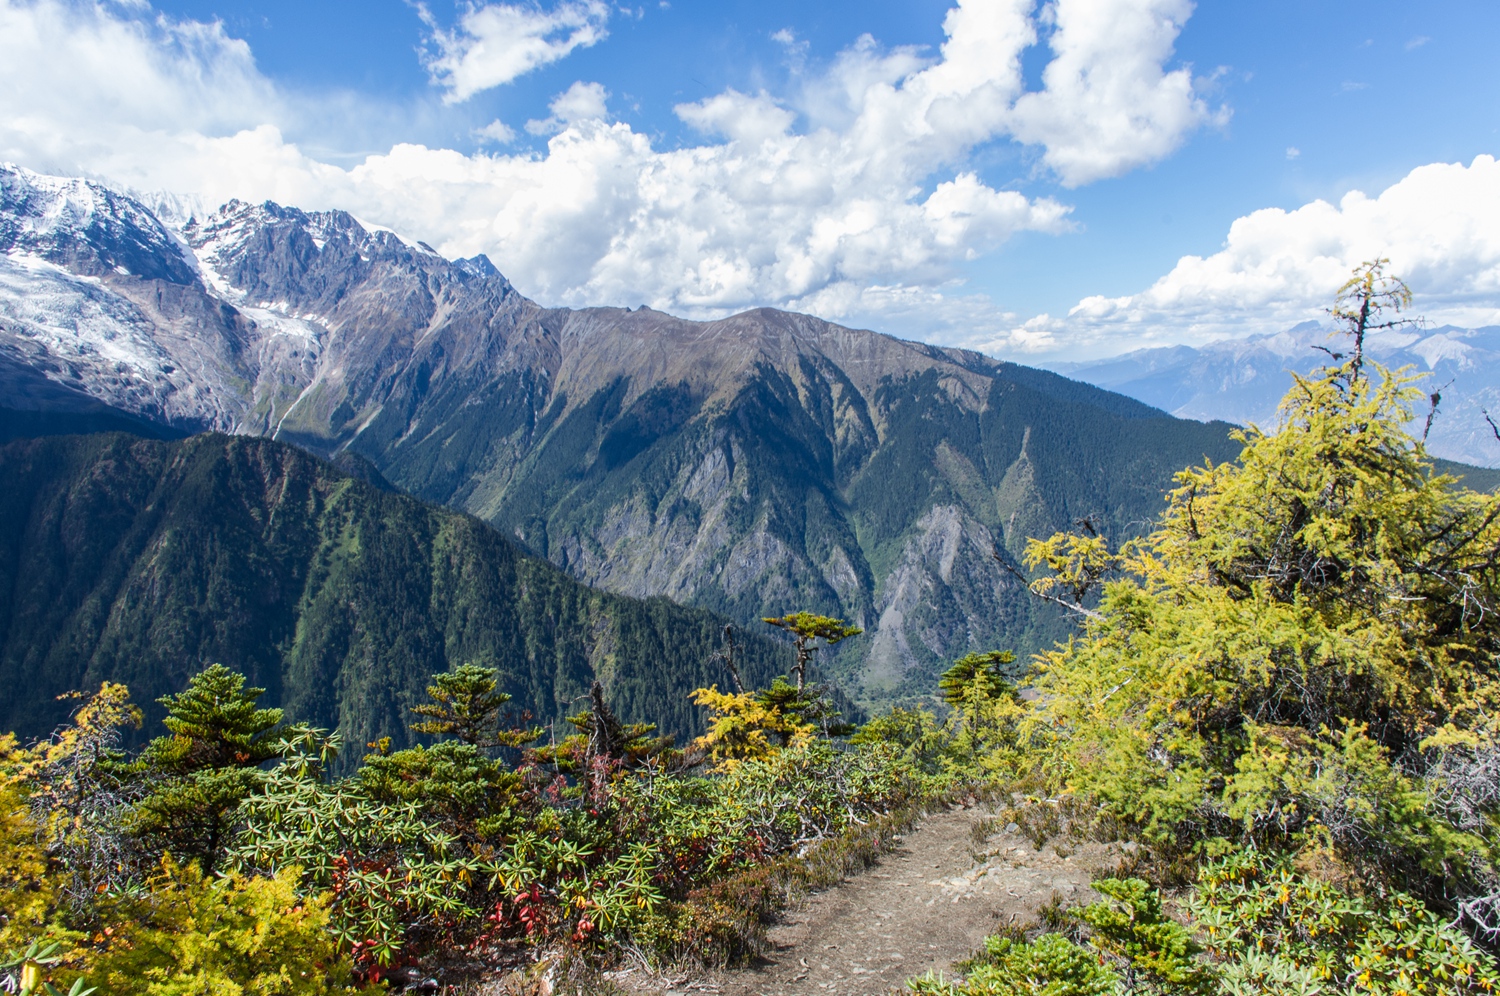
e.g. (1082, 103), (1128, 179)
(0, 162), (196, 284)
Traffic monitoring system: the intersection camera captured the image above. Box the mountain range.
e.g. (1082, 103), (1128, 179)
(8, 163), (1494, 713)
(1054, 322), (1500, 468)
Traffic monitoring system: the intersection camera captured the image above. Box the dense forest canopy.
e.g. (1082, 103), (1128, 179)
(0, 432), (792, 758)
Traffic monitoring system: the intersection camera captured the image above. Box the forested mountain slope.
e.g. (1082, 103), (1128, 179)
(0, 164), (1251, 699)
(0, 431), (789, 758)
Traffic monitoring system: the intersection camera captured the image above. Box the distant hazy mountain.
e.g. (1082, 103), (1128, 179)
(0, 163), (1255, 703)
(0, 431), (790, 762)
(1054, 322), (1500, 468)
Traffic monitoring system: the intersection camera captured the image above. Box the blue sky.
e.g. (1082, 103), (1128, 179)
(2, 0), (1498, 359)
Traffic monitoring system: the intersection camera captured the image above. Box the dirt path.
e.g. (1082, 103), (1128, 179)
(611, 802), (1121, 996)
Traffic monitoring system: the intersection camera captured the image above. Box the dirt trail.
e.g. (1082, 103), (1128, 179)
(612, 803), (1121, 996)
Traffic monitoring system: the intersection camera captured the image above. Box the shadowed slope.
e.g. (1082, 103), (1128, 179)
(0, 432), (789, 762)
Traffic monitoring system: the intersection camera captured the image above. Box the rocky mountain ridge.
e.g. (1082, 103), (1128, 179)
(0, 163), (1248, 702)
(1055, 321), (1500, 468)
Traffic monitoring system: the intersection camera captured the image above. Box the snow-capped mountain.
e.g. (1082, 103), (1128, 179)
(0, 163), (527, 437)
(1053, 322), (1500, 467)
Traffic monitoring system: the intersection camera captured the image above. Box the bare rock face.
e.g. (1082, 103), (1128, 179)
(0, 165), (1241, 704)
(0, 167), (254, 430)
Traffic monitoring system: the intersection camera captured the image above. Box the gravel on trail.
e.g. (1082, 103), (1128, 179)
(610, 802), (1124, 996)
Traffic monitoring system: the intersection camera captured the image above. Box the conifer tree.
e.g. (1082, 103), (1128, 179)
(360, 663), (538, 838)
(1020, 261), (1500, 905)
(131, 665), (288, 872)
(762, 612), (862, 692)
(939, 650), (1017, 736)
(409, 662), (537, 749)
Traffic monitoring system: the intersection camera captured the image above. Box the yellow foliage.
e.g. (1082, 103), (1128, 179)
(9, 684), (141, 778)
(1019, 347), (1500, 884)
(8, 684), (141, 860)
(690, 686), (812, 769)
(0, 770), (78, 966)
(1022, 531), (1118, 610)
(89, 858), (357, 996)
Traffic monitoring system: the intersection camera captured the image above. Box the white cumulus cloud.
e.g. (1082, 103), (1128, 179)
(420, 0), (610, 103)
(0, 0), (1222, 329)
(1009, 0), (1221, 186)
(0, 0), (277, 161)
(964, 156), (1500, 359)
(525, 80), (610, 135)
(475, 119), (518, 144)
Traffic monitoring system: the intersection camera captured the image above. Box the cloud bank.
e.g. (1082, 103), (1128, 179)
(967, 156), (1500, 359)
(0, 0), (1219, 331)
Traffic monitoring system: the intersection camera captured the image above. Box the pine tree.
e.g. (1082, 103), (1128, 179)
(409, 663), (538, 749)
(131, 666), (288, 872)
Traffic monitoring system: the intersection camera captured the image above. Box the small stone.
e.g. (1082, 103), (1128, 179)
(1005, 822), (1020, 833)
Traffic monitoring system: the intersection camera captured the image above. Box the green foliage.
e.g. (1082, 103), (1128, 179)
(907, 854), (1500, 996)
(852, 648), (1026, 786)
(230, 753), (480, 969)
(939, 651), (1023, 763)
(900, 267), (1500, 996)
(849, 707), (949, 775)
(707, 739), (909, 854)
(909, 933), (1117, 996)
(527, 680), (675, 790)
(762, 612), (862, 692)
(939, 651), (1018, 709)
(131, 665), (290, 871)
(90, 858), (357, 996)
(145, 665), (287, 771)
(357, 740), (524, 836)
(409, 662), (539, 748)
(754, 678), (854, 739)
(0, 777), (53, 941)
(762, 612), (863, 646)
(1075, 878), (1207, 992)
(685, 609), (867, 763)
(1022, 532), (1119, 614)
(0, 432), (791, 763)
(1191, 851), (1500, 995)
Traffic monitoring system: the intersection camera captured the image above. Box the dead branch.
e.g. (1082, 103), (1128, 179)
(993, 547), (1105, 623)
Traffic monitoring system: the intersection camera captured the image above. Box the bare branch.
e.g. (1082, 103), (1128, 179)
(712, 624), (745, 694)
(1422, 378), (1454, 443)
(993, 547), (1104, 622)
